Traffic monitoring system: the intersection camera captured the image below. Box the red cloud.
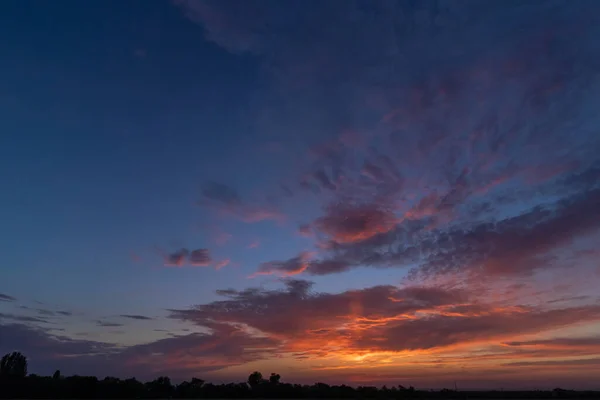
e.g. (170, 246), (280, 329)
(171, 280), (600, 362)
(314, 204), (398, 244)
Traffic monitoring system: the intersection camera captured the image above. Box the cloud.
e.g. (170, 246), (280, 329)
(302, 183), (600, 281)
(0, 321), (277, 380)
(214, 231), (232, 246)
(504, 337), (600, 348)
(177, 0), (600, 282)
(119, 314), (154, 321)
(0, 293), (16, 302)
(156, 0), (600, 385)
(307, 259), (350, 276)
(200, 181), (285, 223)
(96, 320), (124, 328)
(297, 224), (313, 237)
(247, 240), (260, 249)
(164, 248), (212, 267)
(164, 248), (189, 267)
(189, 249), (211, 267)
(202, 181), (242, 206)
(255, 252), (313, 277)
(215, 258), (230, 270)
(504, 358), (600, 367)
(0, 312), (51, 324)
(56, 311), (73, 316)
(314, 203), (398, 244)
(170, 279), (600, 360)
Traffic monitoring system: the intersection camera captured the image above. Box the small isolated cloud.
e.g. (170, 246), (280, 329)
(0, 293), (16, 302)
(247, 240), (260, 249)
(164, 248), (212, 267)
(215, 259), (230, 270)
(95, 321), (124, 328)
(119, 314), (154, 321)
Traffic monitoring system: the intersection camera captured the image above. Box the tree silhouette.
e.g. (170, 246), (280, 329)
(269, 373), (281, 384)
(248, 371), (263, 388)
(1, 352), (598, 399)
(0, 352), (27, 380)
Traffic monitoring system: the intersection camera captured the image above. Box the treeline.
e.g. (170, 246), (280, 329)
(2, 352), (600, 399)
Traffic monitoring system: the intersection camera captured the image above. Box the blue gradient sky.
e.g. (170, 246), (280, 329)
(2, 0), (600, 389)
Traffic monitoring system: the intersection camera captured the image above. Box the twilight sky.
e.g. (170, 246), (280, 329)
(1, 0), (600, 390)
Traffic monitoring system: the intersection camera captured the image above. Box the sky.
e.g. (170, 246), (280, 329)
(1, 0), (600, 390)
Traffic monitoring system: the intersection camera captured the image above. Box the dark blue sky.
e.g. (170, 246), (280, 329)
(1, 0), (600, 389)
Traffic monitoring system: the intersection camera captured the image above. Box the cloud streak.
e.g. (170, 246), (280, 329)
(0, 293), (16, 302)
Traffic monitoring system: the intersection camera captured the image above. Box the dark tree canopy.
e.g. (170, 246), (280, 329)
(0, 353), (599, 399)
(248, 371), (263, 387)
(269, 373), (281, 384)
(0, 352), (27, 380)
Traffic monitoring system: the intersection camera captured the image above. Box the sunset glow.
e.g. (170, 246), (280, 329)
(1, 0), (600, 390)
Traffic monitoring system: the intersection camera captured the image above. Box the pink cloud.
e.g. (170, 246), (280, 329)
(247, 240), (260, 249)
(215, 259), (230, 270)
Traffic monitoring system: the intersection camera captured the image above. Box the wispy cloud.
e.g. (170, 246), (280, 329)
(200, 181), (285, 223)
(119, 314), (154, 321)
(95, 320), (124, 328)
(215, 259), (230, 270)
(0, 293), (16, 302)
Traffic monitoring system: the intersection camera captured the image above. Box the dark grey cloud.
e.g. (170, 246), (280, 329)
(165, 248), (189, 267)
(0, 293), (16, 302)
(189, 248), (211, 266)
(257, 252), (311, 276)
(95, 320), (124, 328)
(201, 181), (242, 206)
(504, 358), (600, 367)
(119, 314), (154, 321)
(0, 312), (51, 324)
(504, 337), (600, 347)
(199, 181), (284, 223)
(0, 320), (278, 380)
(164, 248), (212, 267)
